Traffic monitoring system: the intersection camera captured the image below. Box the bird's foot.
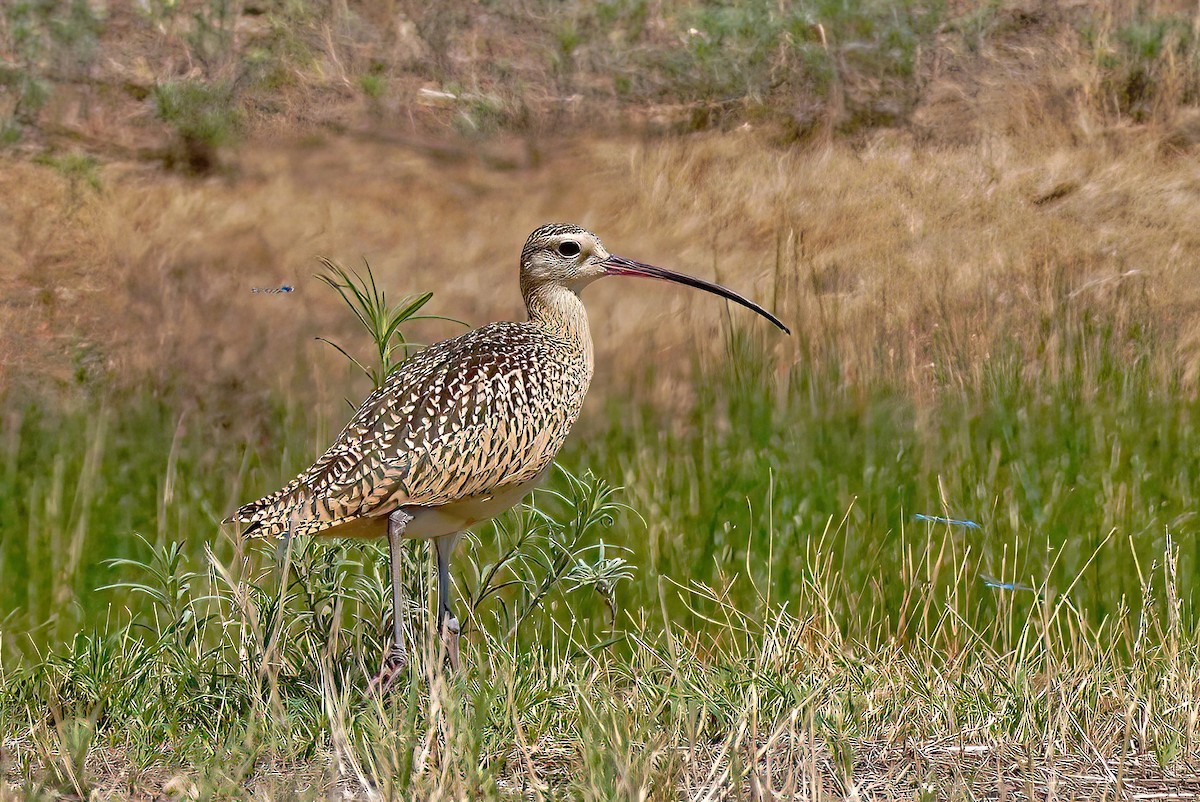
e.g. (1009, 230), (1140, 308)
(441, 616), (461, 674)
(369, 643), (408, 695)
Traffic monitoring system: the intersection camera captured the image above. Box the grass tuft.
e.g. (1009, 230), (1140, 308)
(153, 79), (241, 174)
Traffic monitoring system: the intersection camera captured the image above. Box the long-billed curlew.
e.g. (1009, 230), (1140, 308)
(226, 223), (788, 690)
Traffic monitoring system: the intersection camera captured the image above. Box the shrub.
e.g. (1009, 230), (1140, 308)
(153, 79), (241, 174)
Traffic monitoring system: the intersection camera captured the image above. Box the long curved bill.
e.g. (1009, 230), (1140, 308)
(603, 254), (791, 334)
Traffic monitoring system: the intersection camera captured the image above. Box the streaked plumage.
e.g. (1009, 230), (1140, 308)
(232, 321), (591, 540)
(225, 222), (787, 687)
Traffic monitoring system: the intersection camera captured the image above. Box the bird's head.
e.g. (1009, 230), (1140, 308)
(520, 223), (612, 293)
(519, 223), (790, 334)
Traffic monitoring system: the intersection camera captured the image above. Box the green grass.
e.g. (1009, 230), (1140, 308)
(7, 332), (1191, 654)
(1095, 12), (1200, 121)
(153, 79), (242, 173)
(598, 332), (1200, 637)
(3, 312), (1199, 796)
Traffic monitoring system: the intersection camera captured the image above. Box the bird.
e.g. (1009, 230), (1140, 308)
(226, 223), (789, 691)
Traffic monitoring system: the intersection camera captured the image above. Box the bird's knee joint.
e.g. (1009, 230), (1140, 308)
(389, 509), (413, 535)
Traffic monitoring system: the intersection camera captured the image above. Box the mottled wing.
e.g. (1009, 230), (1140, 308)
(225, 334), (464, 537)
(397, 335), (585, 507)
(226, 323), (588, 538)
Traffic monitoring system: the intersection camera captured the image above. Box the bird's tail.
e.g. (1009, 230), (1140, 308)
(226, 481), (372, 540)
(225, 481), (310, 539)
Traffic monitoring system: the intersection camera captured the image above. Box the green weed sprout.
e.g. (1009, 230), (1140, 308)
(314, 256), (463, 390)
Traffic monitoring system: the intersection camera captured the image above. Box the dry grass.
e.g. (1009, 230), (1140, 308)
(7, 728), (1200, 799)
(4, 121), (1200, 419)
(5, 0), (1200, 418)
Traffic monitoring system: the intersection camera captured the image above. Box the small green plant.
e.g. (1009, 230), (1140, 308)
(565, 539), (635, 626)
(100, 534), (199, 634)
(153, 79), (241, 173)
(314, 257), (455, 390)
(553, 19), (583, 85)
(464, 467), (637, 643)
(34, 150), (102, 203)
(359, 70), (387, 119)
(359, 72), (386, 100)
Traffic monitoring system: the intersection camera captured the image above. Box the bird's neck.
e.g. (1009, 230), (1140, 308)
(523, 282), (595, 371)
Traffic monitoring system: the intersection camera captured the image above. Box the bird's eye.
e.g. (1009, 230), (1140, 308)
(557, 241), (581, 258)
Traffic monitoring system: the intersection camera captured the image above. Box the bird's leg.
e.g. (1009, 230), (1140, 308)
(370, 509), (412, 694)
(435, 533), (462, 673)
